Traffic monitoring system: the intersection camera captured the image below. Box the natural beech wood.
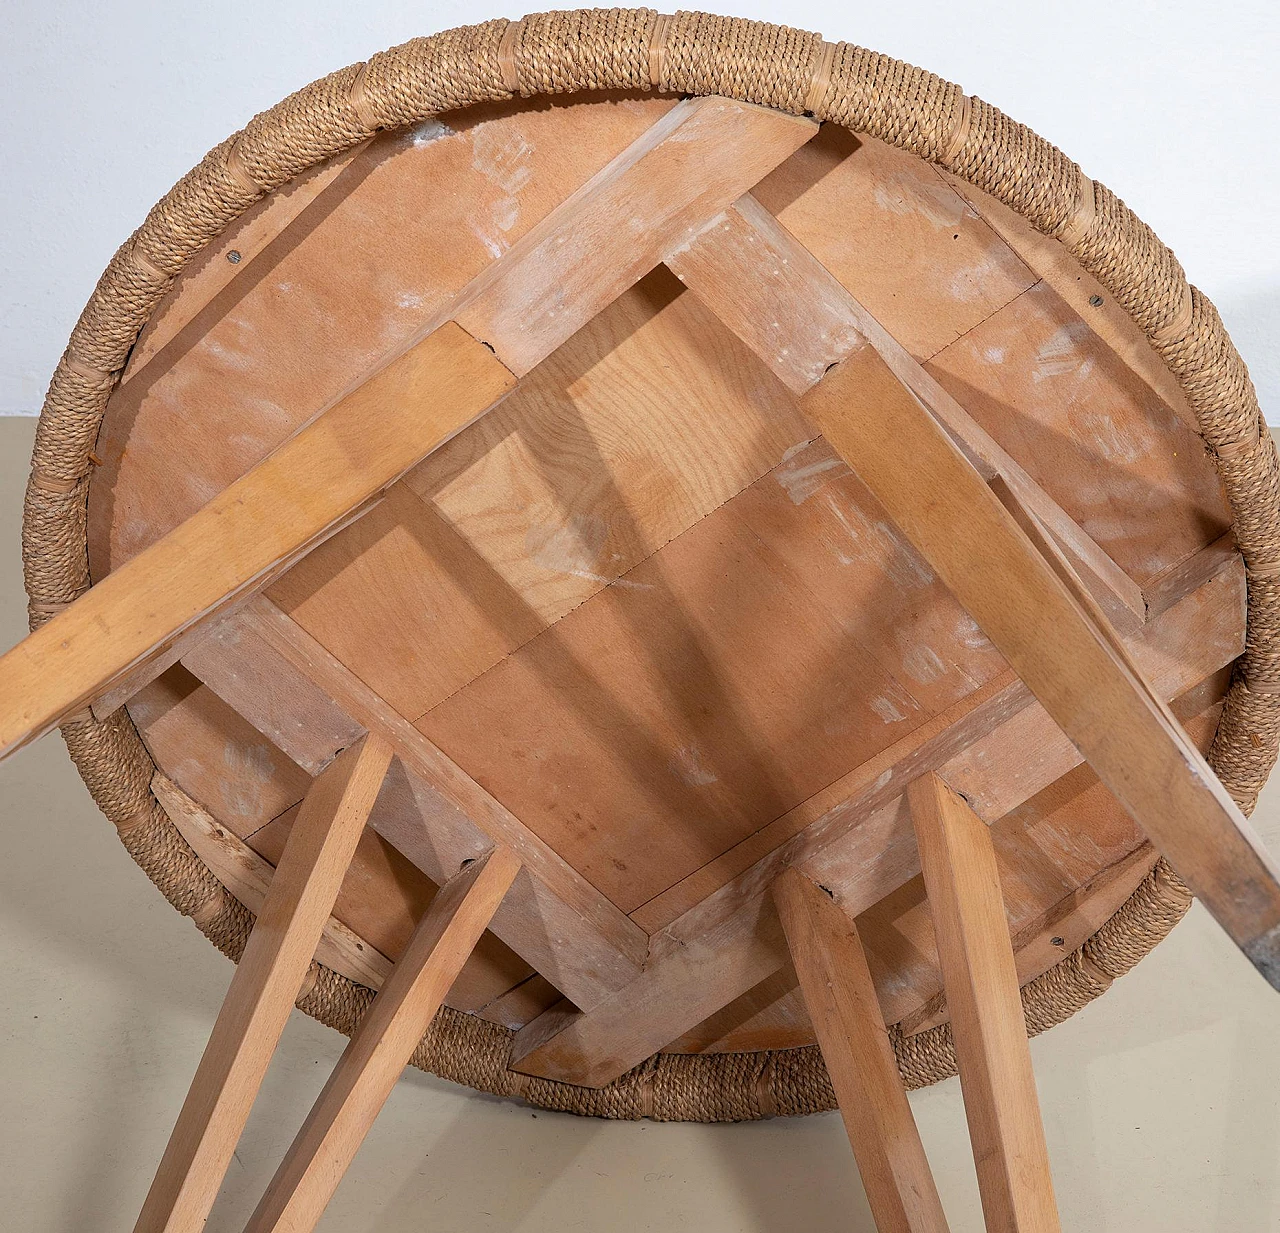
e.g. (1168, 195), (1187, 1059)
(0, 325), (514, 760)
(133, 734), (393, 1233)
(152, 772), (393, 990)
(512, 543), (1242, 1084)
(908, 773), (1061, 1233)
(803, 342), (1280, 980)
(244, 848), (522, 1233)
(773, 868), (950, 1233)
(91, 497), (383, 725)
(933, 164), (1200, 433)
(186, 595), (649, 1009)
(667, 193), (1145, 636)
(648, 538), (1237, 939)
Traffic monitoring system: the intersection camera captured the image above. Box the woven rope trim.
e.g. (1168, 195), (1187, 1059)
(24, 8), (1278, 1122)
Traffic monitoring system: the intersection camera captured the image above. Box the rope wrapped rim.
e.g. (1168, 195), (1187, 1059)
(22, 9), (1280, 1122)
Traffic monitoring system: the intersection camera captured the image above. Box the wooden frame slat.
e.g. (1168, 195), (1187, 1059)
(153, 772), (393, 990)
(0, 97), (816, 760)
(243, 848), (522, 1233)
(774, 868), (950, 1233)
(908, 773), (1062, 1233)
(3, 326), (511, 759)
(187, 595), (649, 1010)
(133, 735), (393, 1233)
(510, 542), (1242, 1085)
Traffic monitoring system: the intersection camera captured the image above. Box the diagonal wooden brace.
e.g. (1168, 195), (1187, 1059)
(665, 191), (1280, 987)
(509, 540), (1244, 1087)
(133, 734), (393, 1233)
(666, 193), (1146, 637)
(243, 848), (522, 1233)
(802, 338), (1280, 986)
(0, 98), (816, 760)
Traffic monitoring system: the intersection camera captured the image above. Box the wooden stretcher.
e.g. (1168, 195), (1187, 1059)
(5, 86), (1277, 1233)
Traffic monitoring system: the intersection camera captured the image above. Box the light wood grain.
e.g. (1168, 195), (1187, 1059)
(153, 772), (392, 989)
(244, 847), (521, 1233)
(11, 95), (815, 758)
(901, 842), (1159, 1037)
(909, 773), (1061, 1233)
(509, 894), (785, 1087)
(774, 868), (950, 1233)
(450, 98), (815, 376)
(133, 734), (393, 1233)
(803, 341), (1280, 977)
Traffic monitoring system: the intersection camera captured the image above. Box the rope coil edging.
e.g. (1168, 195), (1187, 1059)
(22, 8), (1280, 1120)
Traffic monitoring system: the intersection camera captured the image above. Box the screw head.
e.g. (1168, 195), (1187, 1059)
(1051, 936), (1065, 947)
(227, 250), (242, 264)
(1089, 294), (1103, 307)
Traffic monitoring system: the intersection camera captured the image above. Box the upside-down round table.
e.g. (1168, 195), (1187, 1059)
(7, 10), (1280, 1232)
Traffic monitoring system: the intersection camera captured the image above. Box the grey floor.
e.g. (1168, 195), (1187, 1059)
(3, 414), (1280, 1232)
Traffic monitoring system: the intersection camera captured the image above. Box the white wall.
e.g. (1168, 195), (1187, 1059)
(5, 1), (1278, 417)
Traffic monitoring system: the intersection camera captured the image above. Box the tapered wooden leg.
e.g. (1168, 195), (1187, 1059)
(133, 734), (393, 1233)
(774, 868), (950, 1233)
(908, 773), (1061, 1233)
(245, 846), (523, 1233)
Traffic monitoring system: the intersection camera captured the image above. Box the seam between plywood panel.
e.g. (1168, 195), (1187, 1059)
(401, 430), (825, 724)
(920, 279), (1044, 367)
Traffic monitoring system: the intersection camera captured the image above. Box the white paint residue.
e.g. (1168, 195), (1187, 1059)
(669, 745), (718, 786)
(949, 256), (1000, 303)
(491, 195), (520, 233)
(871, 175), (971, 229)
(902, 643), (947, 685)
(870, 695), (906, 724)
(775, 450), (849, 505)
(203, 337), (254, 372)
(526, 513), (614, 584)
(218, 743), (275, 820)
(405, 118), (454, 148)
(819, 492), (934, 588)
(470, 126), (534, 248)
(1081, 411), (1146, 464)
(954, 612), (991, 651)
(397, 290), (425, 310)
(983, 345), (1007, 365)
(472, 228), (506, 259)
(780, 438), (817, 464)
(1033, 321), (1095, 384)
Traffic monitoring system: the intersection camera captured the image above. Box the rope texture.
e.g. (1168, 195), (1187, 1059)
(22, 8), (1279, 1121)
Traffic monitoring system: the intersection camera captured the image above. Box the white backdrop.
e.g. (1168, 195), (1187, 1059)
(5, 1), (1278, 417)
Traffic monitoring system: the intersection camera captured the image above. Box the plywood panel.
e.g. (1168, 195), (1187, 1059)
(416, 430), (1009, 913)
(924, 281), (1230, 584)
(250, 806), (535, 1018)
(89, 93), (679, 578)
(753, 128), (1036, 360)
(127, 666), (309, 839)
(271, 272), (813, 717)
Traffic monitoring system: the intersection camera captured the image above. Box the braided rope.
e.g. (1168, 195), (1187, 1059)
(22, 9), (1278, 1121)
